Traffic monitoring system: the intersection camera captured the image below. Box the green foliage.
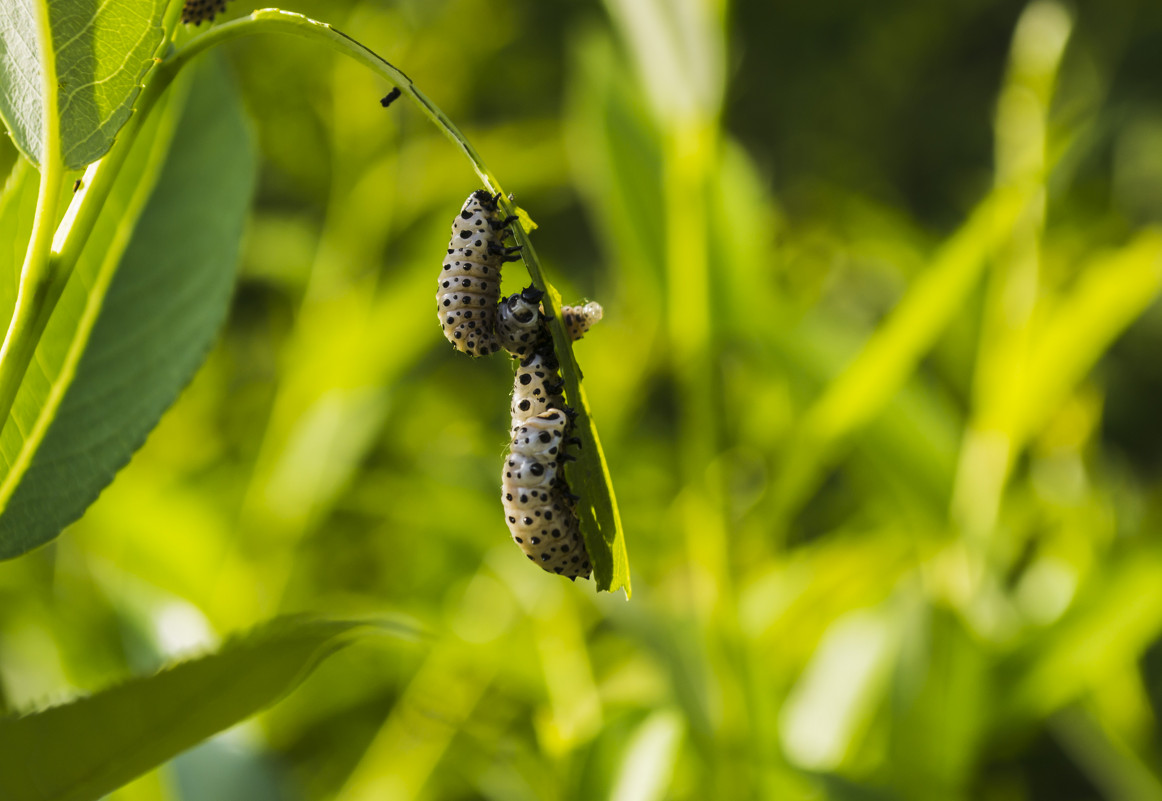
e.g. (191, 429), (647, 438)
(0, 0), (168, 169)
(0, 161), (38, 323)
(0, 616), (373, 801)
(0, 57), (255, 559)
(2, 0), (1162, 799)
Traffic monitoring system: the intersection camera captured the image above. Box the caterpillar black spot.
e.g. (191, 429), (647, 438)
(380, 88), (402, 108)
(437, 190), (520, 357)
(501, 410), (591, 579)
(181, 0), (230, 25)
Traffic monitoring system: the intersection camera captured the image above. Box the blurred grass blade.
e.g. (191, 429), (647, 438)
(603, 0), (724, 124)
(0, 0), (168, 169)
(949, 0), (1072, 540)
(1008, 547), (1162, 720)
(609, 710), (684, 801)
(889, 603), (988, 797)
(1016, 230), (1162, 439)
(805, 188), (1026, 443)
(773, 187), (1029, 516)
(1051, 706), (1162, 801)
(338, 629), (496, 801)
(0, 617), (369, 801)
(779, 608), (898, 770)
(0, 57), (256, 560)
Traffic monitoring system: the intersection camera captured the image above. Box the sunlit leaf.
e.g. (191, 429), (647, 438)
(0, 0), (168, 169)
(0, 57), (256, 560)
(537, 274), (630, 596)
(1007, 548), (1162, 721)
(0, 617), (372, 801)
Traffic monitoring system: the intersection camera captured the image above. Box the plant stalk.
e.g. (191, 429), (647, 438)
(0, 0), (65, 438)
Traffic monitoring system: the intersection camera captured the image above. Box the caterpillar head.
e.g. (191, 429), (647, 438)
(502, 288), (541, 325)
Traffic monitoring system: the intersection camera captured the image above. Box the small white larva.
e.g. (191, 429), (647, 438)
(561, 302), (603, 342)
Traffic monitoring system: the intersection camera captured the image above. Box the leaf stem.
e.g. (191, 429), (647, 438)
(0, 0), (66, 437)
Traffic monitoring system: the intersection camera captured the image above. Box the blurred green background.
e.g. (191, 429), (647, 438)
(4, 0), (1162, 798)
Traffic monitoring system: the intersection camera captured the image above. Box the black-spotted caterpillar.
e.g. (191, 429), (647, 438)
(436, 191), (521, 357)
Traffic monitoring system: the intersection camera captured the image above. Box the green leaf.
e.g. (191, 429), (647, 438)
(1007, 547), (1162, 721)
(545, 281), (632, 596)
(0, 0), (168, 170)
(0, 617), (371, 801)
(503, 194), (630, 594)
(0, 56), (256, 560)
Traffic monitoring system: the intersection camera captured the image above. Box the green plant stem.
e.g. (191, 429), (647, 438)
(0, 0), (65, 438)
(167, 10), (496, 186)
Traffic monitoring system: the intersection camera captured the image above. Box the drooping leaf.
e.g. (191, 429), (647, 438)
(0, 617), (371, 801)
(546, 280), (632, 596)
(0, 56), (256, 560)
(502, 199), (630, 595)
(0, 0), (168, 169)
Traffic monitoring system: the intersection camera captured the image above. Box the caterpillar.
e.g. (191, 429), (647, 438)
(181, 0), (230, 24)
(437, 190), (521, 357)
(502, 410), (590, 579)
